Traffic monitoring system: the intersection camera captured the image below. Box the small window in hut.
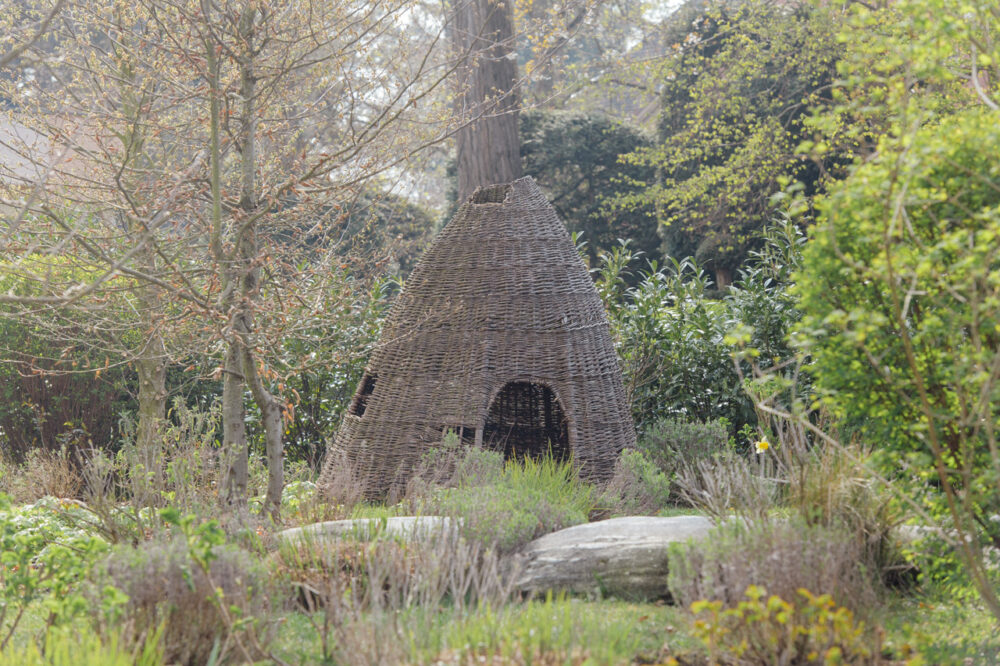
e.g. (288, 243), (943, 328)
(483, 381), (569, 461)
(349, 373), (377, 417)
(470, 184), (511, 204)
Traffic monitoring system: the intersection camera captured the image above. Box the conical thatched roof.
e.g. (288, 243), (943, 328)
(319, 177), (635, 498)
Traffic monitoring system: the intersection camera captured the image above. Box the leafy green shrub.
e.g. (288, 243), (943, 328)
(637, 417), (730, 478)
(422, 450), (594, 553)
(520, 110), (661, 265)
(0, 495), (109, 646)
(596, 221), (804, 436)
(793, 105), (1000, 615)
(600, 448), (673, 515)
(96, 532), (275, 665)
(668, 520), (882, 618)
(690, 585), (879, 665)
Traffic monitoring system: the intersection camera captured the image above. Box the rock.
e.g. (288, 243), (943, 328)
(277, 516), (460, 545)
(512, 515), (714, 601)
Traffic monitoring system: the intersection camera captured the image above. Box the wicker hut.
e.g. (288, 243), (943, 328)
(319, 177), (635, 498)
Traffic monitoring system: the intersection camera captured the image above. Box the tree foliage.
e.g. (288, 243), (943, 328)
(785, 0), (1000, 621)
(521, 109), (659, 264)
(620, 0), (844, 284)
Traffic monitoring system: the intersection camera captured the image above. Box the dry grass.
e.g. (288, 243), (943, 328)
(0, 446), (82, 503)
(668, 519), (883, 618)
(272, 528), (516, 665)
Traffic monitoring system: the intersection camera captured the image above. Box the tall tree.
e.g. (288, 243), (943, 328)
(453, 0), (523, 200)
(2, 0), (459, 519)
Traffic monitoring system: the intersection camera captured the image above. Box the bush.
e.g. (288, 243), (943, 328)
(273, 529), (511, 613)
(599, 448), (672, 516)
(638, 417), (730, 478)
(673, 432), (907, 580)
(414, 446), (594, 553)
(668, 520), (882, 618)
(0, 445), (82, 503)
(596, 221), (803, 436)
(690, 585), (879, 665)
(0, 495), (109, 645)
(272, 525), (513, 665)
(794, 104), (1000, 616)
(520, 110), (661, 265)
(96, 535), (276, 665)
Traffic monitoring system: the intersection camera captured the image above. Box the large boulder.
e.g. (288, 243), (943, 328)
(512, 515), (713, 600)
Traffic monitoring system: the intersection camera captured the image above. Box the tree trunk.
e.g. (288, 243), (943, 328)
(220, 341), (248, 512)
(243, 347), (283, 519)
(235, 6), (284, 521)
(206, 35), (250, 515)
(453, 0), (523, 202)
(135, 331), (166, 505)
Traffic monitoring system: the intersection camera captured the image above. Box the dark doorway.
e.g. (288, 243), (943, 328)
(483, 381), (570, 460)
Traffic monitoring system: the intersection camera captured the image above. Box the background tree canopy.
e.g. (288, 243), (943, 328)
(618, 0), (845, 286)
(521, 110), (659, 265)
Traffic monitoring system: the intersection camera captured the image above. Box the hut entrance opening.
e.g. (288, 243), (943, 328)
(483, 381), (569, 461)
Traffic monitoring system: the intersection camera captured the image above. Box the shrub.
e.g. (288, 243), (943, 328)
(273, 530), (511, 613)
(272, 528), (513, 665)
(520, 110), (661, 265)
(673, 450), (780, 523)
(596, 221), (803, 437)
(0, 495), (109, 646)
(794, 105), (1000, 617)
(0, 445), (82, 503)
(415, 447), (594, 553)
(96, 535), (276, 665)
(690, 585), (879, 665)
(638, 417), (730, 478)
(599, 448), (672, 516)
(668, 520), (882, 618)
(404, 432), (505, 499)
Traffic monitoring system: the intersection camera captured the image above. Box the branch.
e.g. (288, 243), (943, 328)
(0, 0), (66, 70)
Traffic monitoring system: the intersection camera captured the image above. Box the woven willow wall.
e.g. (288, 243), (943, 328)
(318, 177), (635, 498)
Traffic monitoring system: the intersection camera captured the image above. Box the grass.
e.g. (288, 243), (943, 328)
(273, 597), (694, 665)
(270, 589), (1000, 664)
(880, 591), (1000, 663)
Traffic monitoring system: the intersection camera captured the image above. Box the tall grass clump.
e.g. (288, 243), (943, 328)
(0, 628), (164, 666)
(434, 453), (594, 553)
(406, 438), (594, 553)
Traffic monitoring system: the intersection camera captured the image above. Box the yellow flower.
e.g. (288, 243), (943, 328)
(754, 439), (770, 454)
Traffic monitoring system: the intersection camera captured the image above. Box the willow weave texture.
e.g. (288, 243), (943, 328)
(318, 177), (635, 498)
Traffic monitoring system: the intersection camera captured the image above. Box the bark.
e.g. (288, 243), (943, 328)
(453, 0), (523, 202)
(235, 6), (284, 521)
(715, 266), (733, 289)
(206, 33), (250, 514)
(134, 330), (166, 504)
(242, 348), (283, 520)
(220, 342), (249, 511)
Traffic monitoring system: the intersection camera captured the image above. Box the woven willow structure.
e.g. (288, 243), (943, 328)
(319, 177), (635, 498)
